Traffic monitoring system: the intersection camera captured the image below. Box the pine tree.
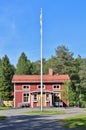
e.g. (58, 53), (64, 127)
(0, 55), (15, 101)
(15, 52), (31, 74)
(55, 45), (74, 75)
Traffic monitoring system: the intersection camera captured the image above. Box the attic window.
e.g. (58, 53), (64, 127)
(38, 85), (45, 89)
(23, 85), (29, 89)
(53, 85), (60, 89)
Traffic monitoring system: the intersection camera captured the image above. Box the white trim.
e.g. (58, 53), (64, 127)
(12, 80), (65, 83)
(49, 94), (52, 106)
(33, 93), (38, 102)
(14, 83), (16, 108)
(15, 90), (30, 92)
(37, 84), (45, 89)
(53, 84), (61, 90)
(31, 94), (33, 108)
(46, 93), (49, 102)
(22, 92), (30, 103)
(22, 84), (30, 90)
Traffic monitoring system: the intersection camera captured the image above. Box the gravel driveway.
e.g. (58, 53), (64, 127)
(0, 107), (86, 130)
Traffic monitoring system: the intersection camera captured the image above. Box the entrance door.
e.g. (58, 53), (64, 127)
(37, 93), (46, 107)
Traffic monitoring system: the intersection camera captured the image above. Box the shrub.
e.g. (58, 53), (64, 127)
(80, 101), (86, 108)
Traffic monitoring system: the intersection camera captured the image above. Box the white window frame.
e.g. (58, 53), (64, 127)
(22, 85), (30, 90)
(23, 93), (30, 103)
(46, 93), (50, 102)
(33, 93), (37, 102)
(53, 84), (60, 90)
(37, 85), (45, 89)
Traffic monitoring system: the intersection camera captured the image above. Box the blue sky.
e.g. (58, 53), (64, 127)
(0, 0), (86, 66)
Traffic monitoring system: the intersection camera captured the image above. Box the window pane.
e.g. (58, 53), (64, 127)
(27, 94), (29, 96)
(57, 85), (59, 88)
(23, 85), (29, 89)
(46, 93), (49, 101)
(34, 94), (37, 100)
(23, 93), (29, 102)
(38, 85), (44, 88)
(24, 86), (26, 88)
(54, 86), (56, 88)
(53, 85), (60, 89)
(24, 94), (26, 96)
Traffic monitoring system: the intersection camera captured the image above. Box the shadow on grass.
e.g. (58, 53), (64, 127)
(0, 116), (6, 120)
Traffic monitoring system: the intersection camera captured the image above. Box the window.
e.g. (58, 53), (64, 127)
(34, 93), (37, 102)
(46, 93), (49, 102)
(23, 85), (29, 89)
(38, 85), (45, 89)
(55, 93), (60, 98)
(53, 85), (60, 89)
(54, 93), (61, 102)
(23, 93), (29, 102)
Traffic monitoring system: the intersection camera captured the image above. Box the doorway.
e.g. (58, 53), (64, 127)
(52, 93), (63, 107)
(37, 93), (46, 107)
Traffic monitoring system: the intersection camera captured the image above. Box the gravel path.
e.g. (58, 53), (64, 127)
(0, 107), (86, 130)
(0, 107), (86, 118)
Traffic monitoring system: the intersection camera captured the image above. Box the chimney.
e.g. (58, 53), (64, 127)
(49, 68), (53, 75)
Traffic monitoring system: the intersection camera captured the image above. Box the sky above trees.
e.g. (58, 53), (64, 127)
(0, 0), (86, 66)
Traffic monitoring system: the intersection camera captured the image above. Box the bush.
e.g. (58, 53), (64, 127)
(80, 101), (86, 108)
(69, 101), (75, 107)
(0, 97), (4, 107)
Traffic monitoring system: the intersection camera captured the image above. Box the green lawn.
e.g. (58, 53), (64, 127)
(0, 107), (10, 120)
(63, 114), (86, 129)
(0, 106), (11, 110)
(24, 110), (66, 115)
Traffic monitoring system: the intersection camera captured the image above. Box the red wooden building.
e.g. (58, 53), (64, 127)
(12, 68), (70, 108)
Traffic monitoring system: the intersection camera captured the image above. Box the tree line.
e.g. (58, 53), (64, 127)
(0, 45), (86, 107)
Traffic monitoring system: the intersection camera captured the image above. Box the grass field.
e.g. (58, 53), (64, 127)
(63, 114), (86, 129)
(0, 106), (11, 110)
(24, 110), (66, 115)
(0, 107), (10, 120)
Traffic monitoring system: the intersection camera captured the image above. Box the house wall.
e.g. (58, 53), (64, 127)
(14, 82), (68, 108)
(15, 92), (22, 107)
(15, 83), (30, 108)
(30, 84), (37, 91)
(45, 84), (52, 91)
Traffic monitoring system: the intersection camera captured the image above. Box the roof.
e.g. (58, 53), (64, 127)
(12, 73), (70, 83)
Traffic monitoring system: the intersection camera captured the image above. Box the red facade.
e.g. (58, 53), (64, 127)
(12, 69), (70, 108)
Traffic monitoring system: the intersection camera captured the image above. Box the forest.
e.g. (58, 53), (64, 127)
(0, 45), (86, 107)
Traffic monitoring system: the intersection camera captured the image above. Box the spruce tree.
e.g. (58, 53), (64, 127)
(15, 52), (31, 74)
(0, 55), (15, 101)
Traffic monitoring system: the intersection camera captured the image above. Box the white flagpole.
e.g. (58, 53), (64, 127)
(40, 8), (43, 111)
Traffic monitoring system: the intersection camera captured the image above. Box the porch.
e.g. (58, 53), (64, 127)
(30, 91), (64, 108)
